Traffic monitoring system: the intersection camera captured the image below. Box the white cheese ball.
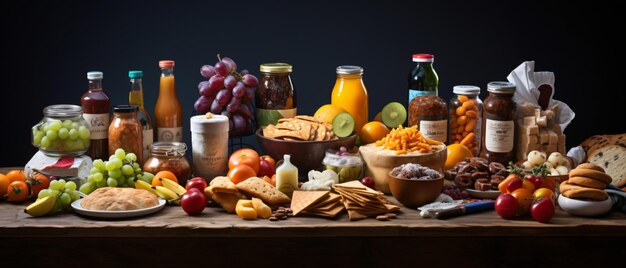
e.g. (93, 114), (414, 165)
(528, 150), (547, 166)
(547, 152), (564, 167)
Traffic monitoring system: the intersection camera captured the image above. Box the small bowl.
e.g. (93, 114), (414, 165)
(557, 194), (612, 217)
(256, 129), (357, 179)
(388, 171), (444, 208)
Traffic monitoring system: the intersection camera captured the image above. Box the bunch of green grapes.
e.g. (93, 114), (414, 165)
(37, 179), (81, 211)
(79, 148), (154, 194)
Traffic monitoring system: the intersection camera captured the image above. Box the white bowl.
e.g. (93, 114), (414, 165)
(557, 194), (612, 217)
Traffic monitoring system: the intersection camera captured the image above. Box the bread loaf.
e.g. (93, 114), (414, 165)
(580, 134), (626, 185)
(81, 187), (159, 211)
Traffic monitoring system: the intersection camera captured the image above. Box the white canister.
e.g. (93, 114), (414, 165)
(190, 114), (229, 180)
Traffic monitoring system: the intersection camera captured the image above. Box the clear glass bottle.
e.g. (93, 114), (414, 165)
(481, 82), (516, 165)
(154, 60), (183, 142)
(128, 70), (153, 163)
(449, 85), (483, 155)
(108, 105), (143, 162)
(256, 63), (297, 127)
(81, 71), (110, 160)
(143, 141), (191, 185)
(276, 154), (298, 198)
(32, 104), (90, 156)
(408, 54), (439, 105)
(331, 65), (368, 136)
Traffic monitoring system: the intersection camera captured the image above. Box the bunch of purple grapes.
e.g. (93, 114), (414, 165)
(194, 55), (258, 136)
(443, 186), (469, 200)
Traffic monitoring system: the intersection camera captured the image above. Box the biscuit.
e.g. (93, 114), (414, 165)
(560, 181), (609, 201)
(574, 163), (605, 173)
(569, 168), (612, 184)
(568, 176), (606, 190)
(209, 176), (239, 194)
(235, 177), (291, 205)
(204, 187), (244, 213)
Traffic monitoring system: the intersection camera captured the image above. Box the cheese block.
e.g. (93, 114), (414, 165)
(587, 142), (626, 183)
(24, 151), (91, 185)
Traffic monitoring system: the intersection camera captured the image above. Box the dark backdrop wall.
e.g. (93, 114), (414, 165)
(2, 0), (624, 166)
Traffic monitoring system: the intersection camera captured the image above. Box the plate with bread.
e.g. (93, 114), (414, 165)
(71, 187), (166, 219)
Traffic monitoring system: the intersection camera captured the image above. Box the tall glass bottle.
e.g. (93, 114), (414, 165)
(408, 54), (439, 104)
(128, 70), (153, 163)
(154, 60), (183, 142)
(81, 71), (110, 160)
(331, 65), (368, 136)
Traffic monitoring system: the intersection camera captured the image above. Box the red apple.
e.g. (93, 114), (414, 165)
(257, 159), (275, 178)
(360, 176), (375, 188)
(186, 177), (207, 192)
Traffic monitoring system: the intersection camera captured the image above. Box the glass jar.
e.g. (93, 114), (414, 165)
(331, 65), (369, 136)
(143, 141), (191, 185)
(109, 105), (143, 162)
(408, 95), (448, 143)
(322, 149), (364, 183)
(449, 85), (483, 156)
(481, 82), (516, 165)
(32, 104), (91, 156)
(256, 63), (297, 127)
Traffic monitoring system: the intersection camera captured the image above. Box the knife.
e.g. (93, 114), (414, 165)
(436, 201), (495, 220)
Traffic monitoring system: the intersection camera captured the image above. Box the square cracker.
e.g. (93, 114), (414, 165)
(290, 190), (329, 216)
(235, 177), (291, 205)
(208, 176), (239, 194)
(304, 204), (345, 218)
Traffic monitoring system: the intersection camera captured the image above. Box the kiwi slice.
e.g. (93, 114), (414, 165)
(332, 112), (355, 138)
(381, 102), (407, 128)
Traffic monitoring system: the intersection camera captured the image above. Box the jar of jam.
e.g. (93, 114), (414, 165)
(109, 105), (143, 162)
(31, 104), (91, 156)
(256, 63), (296, 127)
(408, 95), (448, 143)
(481, 82), (516, 164)
(449, 85), (483, 156)
(143, 141), (191, 185)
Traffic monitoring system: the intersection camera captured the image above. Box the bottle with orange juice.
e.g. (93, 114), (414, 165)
(155, 60), (183, 142)
(331, 66), (368, 136)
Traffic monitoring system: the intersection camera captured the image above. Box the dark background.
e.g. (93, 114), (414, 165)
(2, 0), (624, 167)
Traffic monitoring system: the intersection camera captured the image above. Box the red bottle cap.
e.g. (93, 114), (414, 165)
(159, 60), (175, 68)
(412, 54), (434, 62)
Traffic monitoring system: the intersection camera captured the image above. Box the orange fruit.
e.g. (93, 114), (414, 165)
(511, 188), (534, 215)
(151, 170), (179, 186)
(444, 144), (473, 170)
(228, 165), (257, 184)
(6, 170), (26, 183)
(360, 121), (390, 144)
(0, 174), (9, 196)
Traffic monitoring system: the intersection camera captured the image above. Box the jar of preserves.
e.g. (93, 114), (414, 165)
(481, 82), (516, 164)
(449, 85), (483, 155)
(32, 104), (91, 156)
(143, 141), (191, 185)
(408, 95), (448, 143)
(109, 105), (143, 162)
(256, 63), (296, 127)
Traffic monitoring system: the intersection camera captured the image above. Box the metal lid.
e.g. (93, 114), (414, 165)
(260, 63), (292, 73)
(336, 65), (363, 75)
(453, 85), (480, 95)
(43, 104), (83, 117)
(87, 71), (103, 80)
(113, 105), (138, 113)
(149, 141), (187, 157)
(487, 82), (516, 94)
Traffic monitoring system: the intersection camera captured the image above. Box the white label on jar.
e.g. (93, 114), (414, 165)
(142, 128), (153, 162)
(158, 127), (182, 142)
(419, 120), (447, 142)
(83, 113), (109, 140)
(192, 132), (228, 178)
(485, 119), (514, 153)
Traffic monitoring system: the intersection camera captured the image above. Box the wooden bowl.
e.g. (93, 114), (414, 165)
(388, 172), (443, 208)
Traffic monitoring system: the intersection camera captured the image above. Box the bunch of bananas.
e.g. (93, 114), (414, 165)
(134, 178), (187, 204)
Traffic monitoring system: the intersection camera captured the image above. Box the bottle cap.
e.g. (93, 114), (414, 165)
(113, 105), (138, 113)
(487, 82), (516, 94)
(412, 54), (434, 62)
(87, 71), (103, 80)
(159, 60), (175, 68)
(128, 71), (143, 78)
(260, 63), (292, 73)
(453, 85), (481, 95)
(336, 65), (363, 75)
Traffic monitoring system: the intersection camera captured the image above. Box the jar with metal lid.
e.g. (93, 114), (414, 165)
(449, 85), (483, 156)
(143, 141), (191, 185)
(481, 82), (516, 164)
(256, 63), (296, 127)
(32, 104), (91, 156)
(408, 95), (448, 143)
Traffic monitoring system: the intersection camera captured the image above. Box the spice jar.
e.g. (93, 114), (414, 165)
(449, 85), (483, 156)
(256, 63), (297, 127)
(109, 105), (143, 162)
(481, 82), (516, 164)
(408, 95), (448, 143)
(143, 141), (191, 185)
(32, 104), (91, 156)
(190, 114), (229, 180)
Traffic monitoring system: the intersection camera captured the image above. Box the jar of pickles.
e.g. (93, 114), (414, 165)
(449, 85), (482, 155)
(32, 104), (91, 156)
(143, 141), (191, 185)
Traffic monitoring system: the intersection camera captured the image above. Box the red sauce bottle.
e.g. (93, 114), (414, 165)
(81, 71), (110, 160)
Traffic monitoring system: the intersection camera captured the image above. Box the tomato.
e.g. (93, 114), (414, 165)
(533, 188), (555, 203)
(228, 149), (260, 173)
(525, 174), (543, 190)
(531, 198), (555, 223)
(7, 181), (29, 202)
(260, 155), (275, 169)
(506, 177), (523, 193)
(185, 177), (208, 192)
(499, 174), (518, 193)
(541, 177), (557, 192)
(27, 173), (50, 199)
(228, 165), (257, 184)
(257, 159), (275, 178)
(6, 170), (26, 183)
(495, 193), (518, 219)
(0, 174), (9, 197)
(521, 179), (536, 193)
(180, 188), (206, 215)
(511, 188), (533, 215)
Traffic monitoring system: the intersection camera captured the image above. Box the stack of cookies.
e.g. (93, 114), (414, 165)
(560, 163), (612, 201)
(262, 116), (337, 141)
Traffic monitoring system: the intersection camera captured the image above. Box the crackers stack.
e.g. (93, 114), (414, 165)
(262, 115), (337, 141)
(333, 181), (400, 221)
(290, 190), (344, 218)
(560, 163), (611, 201)
(205, 176), (291, 213)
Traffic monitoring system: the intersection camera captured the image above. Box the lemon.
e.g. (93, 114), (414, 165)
(444, 144), (474, 170)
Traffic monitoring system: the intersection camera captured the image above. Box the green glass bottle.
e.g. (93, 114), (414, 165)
(408, 54), (439, 104)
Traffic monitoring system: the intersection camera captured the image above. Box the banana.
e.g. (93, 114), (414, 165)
(160, 178), (187, 196)
(24, 196), (57, 217)
(152, 186), (180, 200)
(134, 179), (158, 196)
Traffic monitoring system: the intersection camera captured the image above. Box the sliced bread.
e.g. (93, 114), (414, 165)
(587, 142), (626, 184)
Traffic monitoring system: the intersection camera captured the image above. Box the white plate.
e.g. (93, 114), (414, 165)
(465, 189), (500, 199)
(557, 194), (612, 217)
(71, 198), (167, 219)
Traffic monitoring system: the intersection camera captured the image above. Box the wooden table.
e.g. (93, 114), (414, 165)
(2, 168), (625, 267)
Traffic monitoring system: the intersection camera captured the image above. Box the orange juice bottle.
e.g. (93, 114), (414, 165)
(331, 65), (368, 136)
(154, 60), (183, 142)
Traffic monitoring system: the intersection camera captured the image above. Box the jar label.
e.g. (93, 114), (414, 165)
(408, 89), (436, 104)
(419, 120), (447, 143)
(256, 108), (297, 127)
(192, 132), (228, 178)
(142, 128), (153, 162)
(158, 127), (183, 142)
(485, 119), (514, 153)
(83, 113), (109, 140)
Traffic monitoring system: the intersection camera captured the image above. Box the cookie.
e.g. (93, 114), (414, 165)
(569, 168), (612, 184)
(568, 176), (606, 190)
(235, 177), (291, 205)
(560, 181), (609, 201)
(209, 176), (239, 194)
(574, 163), (605, 173)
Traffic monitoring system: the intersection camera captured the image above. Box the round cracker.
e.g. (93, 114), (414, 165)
(569, 169), (612, 184)
(568, 176), (606, 190)
(562, 187), (609, 201)
(575, 163), (605, 172)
